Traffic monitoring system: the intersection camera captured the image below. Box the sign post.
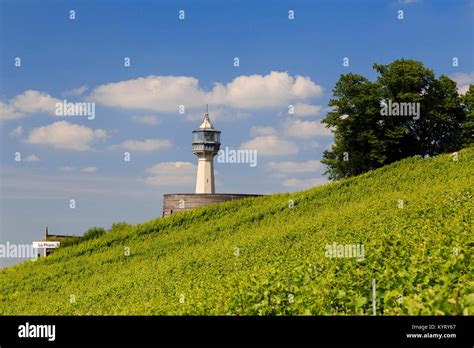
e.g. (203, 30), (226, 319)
(32, 241), (60, 257)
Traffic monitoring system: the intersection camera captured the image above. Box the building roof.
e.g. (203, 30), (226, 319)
(198, 112), (214, 129)
(45, 234), (76, 242)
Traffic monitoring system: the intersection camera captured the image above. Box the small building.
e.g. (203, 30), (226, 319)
(40, 227), (75, 256)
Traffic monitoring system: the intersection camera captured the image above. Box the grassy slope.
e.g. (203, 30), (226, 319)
(1, 149), (472, 315)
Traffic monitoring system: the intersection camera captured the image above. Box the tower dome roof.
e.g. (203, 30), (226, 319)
(199, 112), (214, 129)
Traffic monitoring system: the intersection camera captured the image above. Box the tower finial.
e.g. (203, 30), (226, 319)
(201, 105), (212, 127)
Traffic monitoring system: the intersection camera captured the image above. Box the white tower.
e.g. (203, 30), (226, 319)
(192, 107), (221, 194)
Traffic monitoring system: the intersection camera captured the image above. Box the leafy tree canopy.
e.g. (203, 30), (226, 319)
(322, 59), (470, 180)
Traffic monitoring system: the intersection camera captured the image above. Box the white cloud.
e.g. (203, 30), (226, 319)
(266, 160), (323, 174)
(240, 135), (299, 156)
(27, 121), (109, 151)
(186, 107), (251, 122)
(88, 72), (323, 112)
(2, 168), (157, 200)
(80, 166), (97, 173)
(270, 172), (288, 180)
(9, 126), (23, 137)
(339, 114), (349, 120)
(0, 102), (22, 121)
(292, 103), (322, 117)
(60, 166), (75, 172)
(209, 72), (323, 109)
(450, 72), (473, 95)
(2, 72), (323, 122)
(132, 115), (160, 125)
(303, 140), (321, 149)
(11, 90), (60, 114)
(109, 139), (172, 152)
(1, 90), (61, 121)
(89, 76), (206, 112)
(63, 85), (88, 97)
(283, 119), (332, 138)
(250, 126), (277, 136)
(24, 154), (40, 162)
(282, 177), (328, 189)
(144, 161), (196, 187)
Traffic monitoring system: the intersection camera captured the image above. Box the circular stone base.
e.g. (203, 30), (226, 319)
(162, 193), (263, 217)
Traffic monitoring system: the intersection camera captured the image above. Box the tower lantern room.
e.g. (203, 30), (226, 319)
(192, 107), (221, 193)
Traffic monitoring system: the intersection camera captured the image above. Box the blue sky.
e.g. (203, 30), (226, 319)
(1, 0), (473, 267)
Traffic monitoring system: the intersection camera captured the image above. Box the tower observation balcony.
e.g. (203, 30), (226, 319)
(192, 130), (221, 155)
(192, 112), (221, 156)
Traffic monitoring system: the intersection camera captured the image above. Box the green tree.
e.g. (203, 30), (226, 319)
(461, 85), (474, 146)
(320, 73), (385, 179)
(108, 222), (130, 233)
(60, 236), (82, 248)
(83, 227), (106, 240)
(322, 59), (468, 180)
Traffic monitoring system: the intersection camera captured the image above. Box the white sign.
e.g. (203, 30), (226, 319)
(32, 241), (60, 249)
